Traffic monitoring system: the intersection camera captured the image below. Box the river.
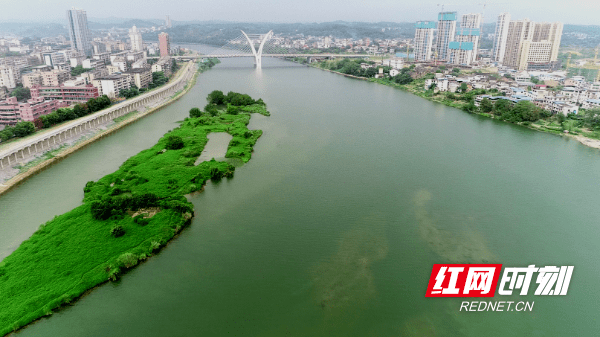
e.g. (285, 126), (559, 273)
(1, 49), (600, 336)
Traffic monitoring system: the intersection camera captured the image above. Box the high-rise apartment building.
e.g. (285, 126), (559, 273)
(129, 26), (144, 52)
(165, 15), (172, 28)
(66, 7), (92, 56)
(0, 66), (17, 89)
(503, 19), (563, 71)
(449, 13), (482, 65)
(492, 12), (511, 63)
(414, 21), (436, 62)
(435, 12), (457, 62)
(158, 32), (170, 57)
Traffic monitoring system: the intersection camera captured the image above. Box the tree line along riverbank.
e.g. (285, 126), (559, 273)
(0, 91), (270, 336)
(311, 58), (600, 147)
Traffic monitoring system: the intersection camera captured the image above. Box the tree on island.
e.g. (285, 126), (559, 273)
(204, 104), (219, 116)
(165, 135), (184, 150)
(207, 90), (226, 105)
(189, 107), (202, 118)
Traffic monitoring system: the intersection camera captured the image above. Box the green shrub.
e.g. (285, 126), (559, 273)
(84, 181), (95, 193)
(117, 253), (138, 268)
(182, 149), (201, 158)
(110, 225), (125, 237)
(165, 135), (184, 150)
(189, 107), (202, 118)
(133, 214), (150, 226)
(150, 241), (161, 251)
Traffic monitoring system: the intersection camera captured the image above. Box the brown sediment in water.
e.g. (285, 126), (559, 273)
(311, 214), (389, 310)
(414, 189), (496, 263)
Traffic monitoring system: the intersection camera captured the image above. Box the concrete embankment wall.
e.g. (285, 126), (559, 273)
(0, 61), (196, 170)
(0, 61), (198, 196)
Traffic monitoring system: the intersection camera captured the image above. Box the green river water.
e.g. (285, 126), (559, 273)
(1, 53), (599, 336)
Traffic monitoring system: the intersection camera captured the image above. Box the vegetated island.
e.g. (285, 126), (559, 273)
(0, 90), (270, 336)
(310, 58), (600, 149)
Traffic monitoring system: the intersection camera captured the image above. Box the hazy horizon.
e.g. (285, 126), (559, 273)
(1, 0), (599, 26)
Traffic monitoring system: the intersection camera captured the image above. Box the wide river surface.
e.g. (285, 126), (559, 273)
(2, 49), (600, 336)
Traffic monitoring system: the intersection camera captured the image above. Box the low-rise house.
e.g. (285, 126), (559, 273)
(382, 58), (404, 69)
(582, 99), (600, 110)
(41, 70), (71, 87)
(435, 78), (449, 92)
(515, 71), (531, 83)
(125, 68), (152, 88)
(509, 87), (525, 96)
(111, 57), (128, 72)
(82, 58), (105, 70)
(22, 72), (43, 88)
(132, 59), (148, 69)
(53, 62), (71, 73)
(92, 74), (131, 98)
(31, 84), (99, 104)
(151, 57), (172, 77)
(549, 101), (578, 116)
(448, 81), (460, 93)
(0, 96), (68, 125)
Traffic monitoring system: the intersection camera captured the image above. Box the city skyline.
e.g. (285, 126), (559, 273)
(1, 0), (598, 26)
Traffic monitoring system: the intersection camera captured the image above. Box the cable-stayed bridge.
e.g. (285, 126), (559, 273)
(185, 31), (366, 68)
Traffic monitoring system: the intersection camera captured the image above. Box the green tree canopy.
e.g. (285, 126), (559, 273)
(207, 90), (226, 105)
(165, 135), (184, 150)
(10, 86), (31, 101)
(480, 98), (493, 113)
(13, 121), (35, 137)
(189, 107), (202, 118)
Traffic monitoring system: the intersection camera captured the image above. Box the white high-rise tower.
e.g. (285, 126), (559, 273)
(435, 12), (458, 62)
(129, 26), (144, 52)
(493, 12), (511, 63)
(414, 21), (436, 62)
(449, 13), (482, 66)
(66, 7), (92, 56)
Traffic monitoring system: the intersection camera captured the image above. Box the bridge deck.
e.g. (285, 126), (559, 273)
(150, 54), (366, 59)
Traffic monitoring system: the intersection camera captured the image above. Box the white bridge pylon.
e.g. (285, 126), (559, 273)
(241, 30), (273, 69)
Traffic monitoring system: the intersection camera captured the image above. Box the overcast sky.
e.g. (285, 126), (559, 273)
(1, 0), (598, 25)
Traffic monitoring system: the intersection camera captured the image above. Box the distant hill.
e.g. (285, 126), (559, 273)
(0, 22), (66, 38)
(2, 19), (598, 49)
(88, 19), (162, 30)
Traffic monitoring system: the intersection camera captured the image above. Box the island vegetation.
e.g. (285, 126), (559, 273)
(0, 91), (270, 336)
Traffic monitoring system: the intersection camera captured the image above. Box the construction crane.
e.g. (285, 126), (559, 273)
(437, 3), (459, 12)
(477, 2), (509, 61)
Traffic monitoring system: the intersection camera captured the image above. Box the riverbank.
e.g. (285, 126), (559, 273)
(0, 59), (217, 197)
(0, 92), (270, 336)
(310, 63), (600, 151)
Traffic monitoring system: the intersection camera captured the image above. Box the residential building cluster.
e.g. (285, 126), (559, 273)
(413, 10), (563, 71)
(421, 66), (600, 116)
(0, 8), (177, 126)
